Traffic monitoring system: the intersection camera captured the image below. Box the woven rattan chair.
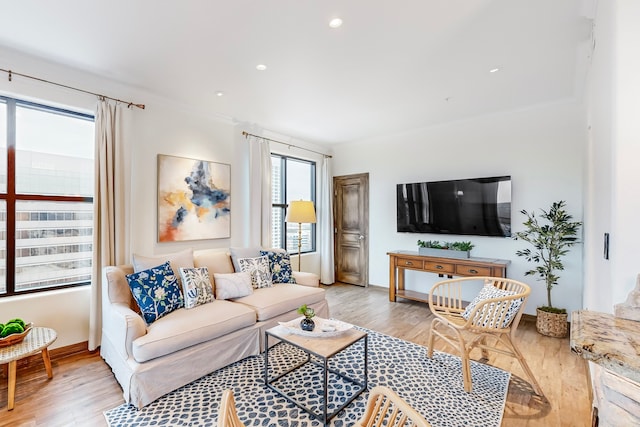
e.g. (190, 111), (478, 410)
(355, 385), (431, 427)
(427, 276), (543, 395)
(217, 389), (245, 427)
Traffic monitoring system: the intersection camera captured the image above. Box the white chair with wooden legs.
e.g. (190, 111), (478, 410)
(355, 385), (432, 427)
(427, 276), (543, 396)
(217, 389), (245, 427)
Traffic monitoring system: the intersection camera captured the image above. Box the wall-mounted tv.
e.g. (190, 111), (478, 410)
(397, 176), (511, 237)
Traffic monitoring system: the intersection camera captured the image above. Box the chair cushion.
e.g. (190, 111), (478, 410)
(238, 256), (273, 289)
(462, 283), (523, 328)
(179, 267), (215, 309)
(260, 250), (296, 284)
(214, 272), (253, 300)
(131, 300), (257, 362)
(231, 283), (326, 321)
(126, 261), (184, 325)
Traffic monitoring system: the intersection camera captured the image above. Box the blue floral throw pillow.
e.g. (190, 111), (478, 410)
(260, 250), (296, 284)
(126, 261), (184, 325)
(179, 267), (215, 309)
(238, 255), (273, 289)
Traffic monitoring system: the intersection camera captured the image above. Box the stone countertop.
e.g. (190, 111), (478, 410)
(570, 309), (640, 383)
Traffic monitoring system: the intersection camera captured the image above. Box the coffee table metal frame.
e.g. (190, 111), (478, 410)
(264, 325), (368, 425)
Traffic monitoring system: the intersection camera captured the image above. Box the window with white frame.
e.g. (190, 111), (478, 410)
(0, 96), (94, 296)
(271, 154), (316, 253)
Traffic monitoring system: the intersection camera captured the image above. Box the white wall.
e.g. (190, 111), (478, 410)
(0, 47), (107, 348)
(331, 102), (586, 316)
(583, 0), (640, 313)
(583, 0), (614, 312)
(0, 47), (323, 348)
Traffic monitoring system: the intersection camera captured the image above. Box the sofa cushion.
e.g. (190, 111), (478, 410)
(126, 261), (184, 325)
(179, 267), (215, 309)
(238, 255), (273, 289)
(193, 249), (235, 275)
(131, 300), (257, 362)
(229, 247), (261, 272)
(132, 248), (194, 287)
(232, 283), (325, 321)
(260, 250), (296, 284)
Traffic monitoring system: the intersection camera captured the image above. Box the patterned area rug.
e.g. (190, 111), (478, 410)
(104, 328), (509, 427)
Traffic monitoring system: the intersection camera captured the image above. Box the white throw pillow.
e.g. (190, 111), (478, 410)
(462, 283), (523, 328)
(179, 267), (215, 309)
(238, 255), (273, 289)
(213, 272), (253, 300)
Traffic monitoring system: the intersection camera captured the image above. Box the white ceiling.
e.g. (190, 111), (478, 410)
(0, 0), (594, 145)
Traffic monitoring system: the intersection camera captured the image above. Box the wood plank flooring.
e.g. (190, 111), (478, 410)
(0, 283), (591, 426)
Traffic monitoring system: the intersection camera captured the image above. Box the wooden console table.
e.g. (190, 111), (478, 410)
(387, 251), (510, 303)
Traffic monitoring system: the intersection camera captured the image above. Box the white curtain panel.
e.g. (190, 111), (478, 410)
(248, 136), (272, 248)
(318, 157), (335, 284)
(89, 100), (129, 351)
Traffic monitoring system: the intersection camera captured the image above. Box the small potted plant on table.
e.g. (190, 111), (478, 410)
(514, 200), (582, 338)
(297, 304), (316, 331)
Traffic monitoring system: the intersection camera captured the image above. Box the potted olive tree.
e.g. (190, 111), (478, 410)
(514, 201), (582, 338)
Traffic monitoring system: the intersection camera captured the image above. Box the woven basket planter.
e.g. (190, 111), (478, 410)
(536, 308), (568, 338)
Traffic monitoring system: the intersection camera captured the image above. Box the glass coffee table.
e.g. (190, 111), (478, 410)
(264, 321), (367, 425)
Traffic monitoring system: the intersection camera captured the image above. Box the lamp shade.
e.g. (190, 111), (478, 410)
(286, 200), (317, 224)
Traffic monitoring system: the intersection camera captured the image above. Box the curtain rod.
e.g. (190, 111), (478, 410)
(242, 131), (332, 158)
(0, 67), (145, 110)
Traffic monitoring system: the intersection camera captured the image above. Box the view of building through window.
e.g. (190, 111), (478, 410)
(271, 154), (316, 253)
(0, 97), (94, 295)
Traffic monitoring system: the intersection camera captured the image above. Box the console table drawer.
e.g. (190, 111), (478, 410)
(397, 258), (423, 269)
(424, 261), (455, 274)
(455, 265), (492, 276)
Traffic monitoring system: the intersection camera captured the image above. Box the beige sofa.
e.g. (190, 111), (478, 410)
(100, 248), (329, 408)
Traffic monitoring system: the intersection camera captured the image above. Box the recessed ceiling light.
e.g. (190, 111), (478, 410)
(215, 91), (224, 97)
(329, 18), (343, 28)
(256, 64), (267, 71)
(489, 68), (500, 73)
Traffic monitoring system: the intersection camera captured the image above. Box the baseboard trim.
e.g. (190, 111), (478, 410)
(7, 341), (91, 372)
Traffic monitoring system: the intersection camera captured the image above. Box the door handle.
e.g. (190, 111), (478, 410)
(358, 235), (365, 240)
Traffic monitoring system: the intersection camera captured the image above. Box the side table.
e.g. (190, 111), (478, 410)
(0, 326), (57, 410)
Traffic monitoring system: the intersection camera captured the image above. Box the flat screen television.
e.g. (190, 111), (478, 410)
(397, 176), (511, 237)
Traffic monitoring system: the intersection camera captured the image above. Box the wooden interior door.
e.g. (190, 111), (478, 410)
(333, 173), (369, 287)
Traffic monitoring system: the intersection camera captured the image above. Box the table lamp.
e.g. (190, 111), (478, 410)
(286, 200), (317, 271)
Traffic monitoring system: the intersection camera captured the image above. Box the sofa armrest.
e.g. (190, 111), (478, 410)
(103, 302), (146, 360)
(292, 271), (320, 287)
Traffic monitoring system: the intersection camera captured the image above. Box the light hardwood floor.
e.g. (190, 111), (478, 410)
(0, 283), (591, 426)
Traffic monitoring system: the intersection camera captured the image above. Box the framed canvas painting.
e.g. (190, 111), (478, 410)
(157, 154), (231, 242)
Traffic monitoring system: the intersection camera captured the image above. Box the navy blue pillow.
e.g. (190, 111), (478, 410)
(126, 261), (184, 325)
(260, 250), (296, 284)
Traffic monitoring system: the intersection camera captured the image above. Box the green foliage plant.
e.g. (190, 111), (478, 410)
(297, 304), (315, 319)
(417, 240), (474, 251)
(1, 323), (24, 337)
(514, 201), (581, 314)
(0, 318), (27, 338)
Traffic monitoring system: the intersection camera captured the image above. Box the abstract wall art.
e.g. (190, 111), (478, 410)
(157, 154), (231, 242)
